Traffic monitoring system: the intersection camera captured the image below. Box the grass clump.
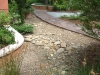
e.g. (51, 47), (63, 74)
(61, 15), (80, 20)
(0, 53), (23, 75)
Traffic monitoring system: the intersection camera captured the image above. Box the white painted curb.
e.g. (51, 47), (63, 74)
(0, 25), (24, 57)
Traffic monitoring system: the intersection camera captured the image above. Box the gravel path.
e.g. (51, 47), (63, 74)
(20, 14), (100, 75)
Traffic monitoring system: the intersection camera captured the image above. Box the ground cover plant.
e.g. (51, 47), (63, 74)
(0, 11), (15, 49)
(9, 0), (34, 34)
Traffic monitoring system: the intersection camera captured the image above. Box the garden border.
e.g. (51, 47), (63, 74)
(0, 25), (24, 57)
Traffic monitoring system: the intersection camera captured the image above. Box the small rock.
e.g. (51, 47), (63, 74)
(42, 40), (49, 44)
(54, 41), (61, 45)
(35, 42), (44, 46)
(48, 43), (54, 49)
(61, 71), (66, 75)
(25, 35), (32, 38)
(66, 47), (72, 54)
(50, 54), (53, 56)
(66, 47), (72, 51)
(61, 43), (67, 48)
(44, 46), (50, 50)
(54, 45), (60, 50)
(32, 40), (35, 44)
(25, 38), (32, 42)
(72, 46), (78, 49)
(57, 48), (64, 54)
(34, 36), (39, 39)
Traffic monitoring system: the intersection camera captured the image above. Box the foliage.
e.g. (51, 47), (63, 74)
(24, 4), (34, 15)
(53, 0), (67, 10)
(82, 0), (100, 21)
(9, 0), (18, 14)
(61, 15), (80, 20)
(10, 13), (21, 25)
(28, 0), (37, 5)
(0, 11), (15, 47)
(14, 0), (27, 24)
(0, 27), (15, 47)
(12, 24), (34, 34)
(68, 0), (84, 10)
(79, 0), (100, 37)
(0, 11), (12, 27)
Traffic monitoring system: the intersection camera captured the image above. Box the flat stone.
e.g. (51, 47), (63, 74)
(61, 43), (67, 47)
(25, 35), (32, 38)
(54, 45), (60, 50)
(42, 40), (49, 44)
(44, 46), (50, 50)
(72, 46), (78, 49)
(66, 47), (72, 51)
(61, 71), (66, 75)
(35, 42), (44, 46)
(34, 36), (39, 39)
(25, 38), (32, 42)
(66, 47), (72, 54)
(57, 48), (64, 54)
(54, 41), (61, 45)
(32, 40), (36, 44)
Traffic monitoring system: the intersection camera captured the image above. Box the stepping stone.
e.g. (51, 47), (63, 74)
(61, 43), (67, 48)
(25, 38), (32, 42)
(57, 48), (65, 54)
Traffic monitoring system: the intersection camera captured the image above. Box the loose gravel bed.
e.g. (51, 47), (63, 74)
(20, 14), (100, 75)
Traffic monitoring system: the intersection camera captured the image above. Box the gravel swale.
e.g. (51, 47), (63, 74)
(20, 14), (100, 75)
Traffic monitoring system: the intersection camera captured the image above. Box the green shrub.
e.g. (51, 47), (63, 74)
(0, 11), (12, 27)
(9, 0), (18, 14)
(14, 0), (27, 24)
(12, 24), (34, 34)
(0, 27), (15, 46)
(61, 15), (80, 20)
(0, 11), (15, 47)
(53, 0), (67, 10)
(68, 0), (84, 10)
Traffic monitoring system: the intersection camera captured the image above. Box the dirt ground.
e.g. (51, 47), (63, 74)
(19, 14), (100, 75)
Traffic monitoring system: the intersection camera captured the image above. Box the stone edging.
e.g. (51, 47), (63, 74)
(34, 9), (100, 40)
(0, 25), (24, 57)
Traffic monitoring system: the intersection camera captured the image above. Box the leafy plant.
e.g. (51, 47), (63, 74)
(0, 27), (15, 47)
(61, 15), (80, 20)
(14, 0), (27, 24)
(53, 0), (68, 10)
(12, 24), (34, 34)
(0, 11), (15, 47)
(24, 4), (34, 15)
(9, 0), (18, 14)
(0, 11), (12, 27)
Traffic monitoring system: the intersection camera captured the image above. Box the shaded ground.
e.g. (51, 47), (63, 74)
(19, 14), (100, 75)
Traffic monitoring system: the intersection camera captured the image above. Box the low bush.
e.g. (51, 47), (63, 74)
(61, 15), (80, 20)
(0, 11), (15, 48)
(12, 24), (34, 34)
(53, 0), (67, 11)
(0, 27), (15, 47)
